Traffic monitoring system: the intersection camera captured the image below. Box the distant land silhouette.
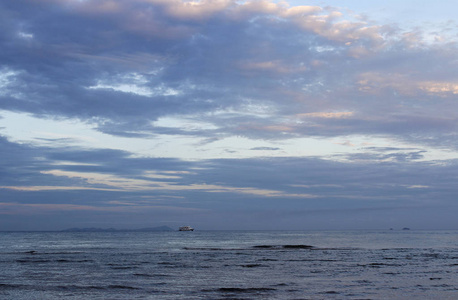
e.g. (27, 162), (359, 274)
(61, 226), (174, 232)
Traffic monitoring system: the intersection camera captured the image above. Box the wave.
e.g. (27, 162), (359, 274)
(107, 285), (140, 290)
(21, 251), (85, 255)
(202, 287), (277, 294)
(107, 263), (139, 270)
(16, 258), (93, 264)
(133, 273), (172, 278)
(184, 244), (315, 251)
(56, 285), (106, 291)
(357, 262), (404, 268)
(56, 284), (141, 291)
(253, 244), (314, 249)
(16, 259), (52, 263)
(240, 264), (266, 268)
(0, 283), (27, 290)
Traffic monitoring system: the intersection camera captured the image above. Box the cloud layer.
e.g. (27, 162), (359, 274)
(1, 0), (458, 230)
(2, 0), (457, 143)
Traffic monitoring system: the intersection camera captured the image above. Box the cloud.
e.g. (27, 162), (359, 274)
(0, 201), (203, 215)
(0, 186), (117, 192)
(1, 1), (458, 229)
(357, 72), (458, 96)
(1, 133), (458, 229)
(250, 147), (280, 151)
(297, 112), (354, 119)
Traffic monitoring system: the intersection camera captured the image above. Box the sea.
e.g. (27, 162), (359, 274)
(0, 230), (457, 299)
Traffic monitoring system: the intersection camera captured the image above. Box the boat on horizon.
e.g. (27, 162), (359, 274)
(179, 226), (194, 231)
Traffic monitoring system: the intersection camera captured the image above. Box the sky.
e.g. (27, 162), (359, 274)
(1, 0), (458, 231)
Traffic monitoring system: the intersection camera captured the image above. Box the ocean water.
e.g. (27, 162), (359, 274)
(0, 230), (457, 299)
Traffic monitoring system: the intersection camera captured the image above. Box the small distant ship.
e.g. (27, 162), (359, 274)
(179, 226), (194, 231)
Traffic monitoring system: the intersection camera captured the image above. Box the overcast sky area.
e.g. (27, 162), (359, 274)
(1, 0), (458, 231)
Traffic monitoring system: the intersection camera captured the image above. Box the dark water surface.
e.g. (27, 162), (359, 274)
(1, 230), (457, 299)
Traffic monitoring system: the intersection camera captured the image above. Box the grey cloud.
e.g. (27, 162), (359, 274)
(338, 150), (426, 163)
(1, 133), (458, 229)
(0, 134), (446, 200)
(5, 0), (456, 146)
(250, 147), (281, 151)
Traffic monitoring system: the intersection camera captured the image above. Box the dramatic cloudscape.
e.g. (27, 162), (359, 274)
(1, 0), (458, 230)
